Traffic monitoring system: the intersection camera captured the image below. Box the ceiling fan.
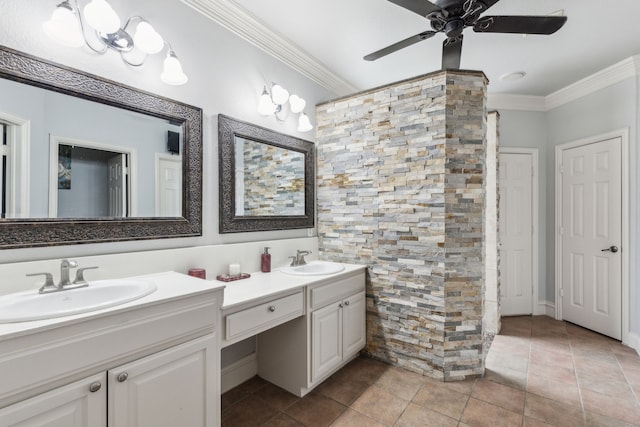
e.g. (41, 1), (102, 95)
(364, 0), (567, 69)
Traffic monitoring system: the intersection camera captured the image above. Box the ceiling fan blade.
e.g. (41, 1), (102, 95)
(442, 36), (463, 69)
(364, 31), (437, 61)
(478, 0), (501, 12)
(387, 0), (443, 17)
(474, 15), (567, 34)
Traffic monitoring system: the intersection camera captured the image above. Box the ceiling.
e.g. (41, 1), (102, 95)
(196, 0), (640, 98)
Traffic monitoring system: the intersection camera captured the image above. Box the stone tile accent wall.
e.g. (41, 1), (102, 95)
(316, 70), (487, 380)
(238, 139), (305, 216)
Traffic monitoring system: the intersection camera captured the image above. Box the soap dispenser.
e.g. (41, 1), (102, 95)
(261, 247), (271, 273)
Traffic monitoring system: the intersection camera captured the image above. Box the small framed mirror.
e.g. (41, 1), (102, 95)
(218, 115), (315, 233)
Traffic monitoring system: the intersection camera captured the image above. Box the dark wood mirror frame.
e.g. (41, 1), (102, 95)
(0, 45), (202, 248)
(218, 114), (315, 233)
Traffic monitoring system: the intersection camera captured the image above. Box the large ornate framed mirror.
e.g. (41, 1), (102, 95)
(0, 45), (202, 248)
(218, 115), (315, 233)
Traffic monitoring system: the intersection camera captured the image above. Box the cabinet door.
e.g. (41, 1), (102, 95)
(0, 373), (106, 427)
(311, 302), (342, 383)
(342, 292), (366, 357)
(108, 334), (218, 427)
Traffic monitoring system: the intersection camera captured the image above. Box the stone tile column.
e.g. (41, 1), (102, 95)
(316, 70), (488, 380)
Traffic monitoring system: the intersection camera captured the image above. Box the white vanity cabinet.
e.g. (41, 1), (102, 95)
(0, 334), (216, 427)
(0, 373), (107, 427)
(0, 272), (224, 427)
(311, 291), (366, 383)
(109, 334), (216, 427)
(257, 268), (366, 397)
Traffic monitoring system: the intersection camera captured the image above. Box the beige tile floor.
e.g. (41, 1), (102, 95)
(221, 316), (640, 426)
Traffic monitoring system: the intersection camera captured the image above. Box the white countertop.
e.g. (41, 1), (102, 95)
(221, 263), (367, 311)
(0, 262), (369, 340)
(0, 271), (225, 340)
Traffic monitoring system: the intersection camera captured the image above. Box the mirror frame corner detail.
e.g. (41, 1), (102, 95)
(218, 114), (315, 233)
(0, 45), (203, 248)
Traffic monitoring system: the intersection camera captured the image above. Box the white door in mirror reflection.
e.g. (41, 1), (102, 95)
(156, 154), (182, 217)
(49, 136), (137, 218)
(108, 154), (127, 217)
(0, 114), (30, 219)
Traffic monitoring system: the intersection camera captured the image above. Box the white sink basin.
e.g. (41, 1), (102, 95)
(0, 279), (157, 323)
(280, 261), (345, 276)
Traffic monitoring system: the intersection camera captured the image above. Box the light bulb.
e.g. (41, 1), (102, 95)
(289, 94), (306, 114)
(257, 87), (276, 116)
(133, 21), (164, 54)
(271, 83), (289, 105)
(297, 113), (313, 132)
(43, 2), (84, 48)
(160, 51), (188, 85)
(83, 0), (121, 34)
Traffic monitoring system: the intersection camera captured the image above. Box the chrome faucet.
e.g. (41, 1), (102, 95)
(289, 250), (312, 267)
(26, 259), (98, 293)
(59, 258), (78, 288)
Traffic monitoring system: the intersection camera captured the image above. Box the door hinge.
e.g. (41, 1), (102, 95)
(0, 145), (8, 156)
(559, 164), (564, 174)
(559, 288), (564, 297)
(559, 226), (564, 235)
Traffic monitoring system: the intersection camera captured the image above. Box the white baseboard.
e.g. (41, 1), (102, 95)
(221, 352), (257, 393)
(537, 301), (556, 317)
(626, 332), (640, 356)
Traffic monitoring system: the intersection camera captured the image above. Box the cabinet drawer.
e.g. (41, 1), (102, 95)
(226, 291), (304, 342)
(309, 272), (365, 310)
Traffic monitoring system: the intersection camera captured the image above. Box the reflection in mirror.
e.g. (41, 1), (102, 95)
(0, 45), (202, 248)
(0, 77), (183, 219)
(219, 115), (315, 233)
(234, 137), (305, 217)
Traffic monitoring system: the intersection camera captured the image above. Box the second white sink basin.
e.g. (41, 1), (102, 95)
(0, 279), (157, 323)
(280, 261), (345, 276)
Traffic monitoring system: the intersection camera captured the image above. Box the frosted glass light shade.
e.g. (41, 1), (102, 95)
(84, 0), (121, 34)
(160, 52), (188, 85)
(258, 87), (277, 116)
(271, 84), (289, 105)
(289, 94), (306, 114)
(297, 113), (313, 132)
(133, 22), (164, 54)
(43, 3), (84, 47)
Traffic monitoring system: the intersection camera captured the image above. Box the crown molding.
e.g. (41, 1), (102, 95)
(489, 55), (640, 112)
(487, 94), (546, 112)
(545, 55), (640, 110)
(181, 0), (358, 96)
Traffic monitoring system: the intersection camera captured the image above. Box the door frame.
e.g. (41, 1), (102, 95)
(554, 128), (629, 344)
(0, 111), (30, 218)
(498, 147), (540, 315)
(48, 135), (138, 218)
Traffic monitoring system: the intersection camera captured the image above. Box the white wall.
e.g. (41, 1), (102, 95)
(0, 0), (334, 264)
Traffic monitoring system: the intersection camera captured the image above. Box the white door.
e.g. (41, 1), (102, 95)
(561, 137), (622, 339)
(0, 373), (106, 427)
(499, 152), (534, 315)
(155, 155), (182, 216)
(108, 154), (127, 217)
(311, 302), (342, 383)
(342, 292), (366, 357)
(109, 335), (216, 427)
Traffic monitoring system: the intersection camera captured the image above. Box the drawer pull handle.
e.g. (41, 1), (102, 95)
(89, 382), (102, 393)
(344, 300), (350, 306)
(117, 372), (129, 382)
(339, 303), (343, 308)
(268, 306), (276, 312)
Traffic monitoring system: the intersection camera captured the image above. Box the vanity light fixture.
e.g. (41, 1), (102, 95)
(43, 0), (188, 85)
(258, 83), (313, 133)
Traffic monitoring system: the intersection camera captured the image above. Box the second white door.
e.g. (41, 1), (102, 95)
(499, 151), (534, 315)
